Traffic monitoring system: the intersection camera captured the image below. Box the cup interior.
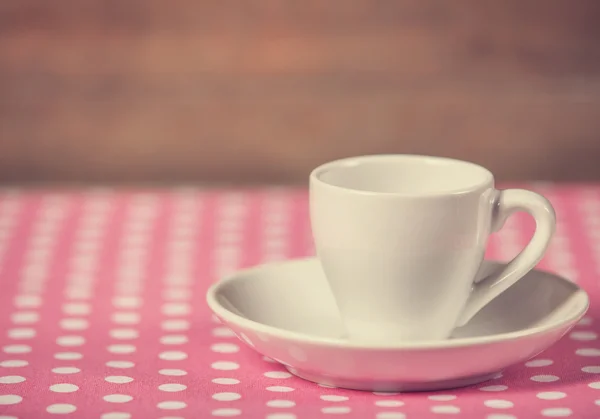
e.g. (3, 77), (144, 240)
(314, 155), (493, 195)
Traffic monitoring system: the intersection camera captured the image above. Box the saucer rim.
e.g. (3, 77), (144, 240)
(206, 257), (589, 350)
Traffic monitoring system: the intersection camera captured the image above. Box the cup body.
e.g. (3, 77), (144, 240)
(309, 155), (497, 342)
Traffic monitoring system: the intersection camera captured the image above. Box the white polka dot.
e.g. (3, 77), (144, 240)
(157, 401), (187, 410)
(480, 385), (508, 392)
(74, 239), (101, 253)
(46, 403), (76, 413)
(163, 288), (192, 300)
(211, 408), (241, 417)
(162, 320), (190, 331)
(266, 400), (295, 408)
(64, 288), (92, 300)
(321, 406), (351, 414)
(108, 344), (136, 354)
(3, 344), (31, 354)
(56, 336), (85, 347)
(211, 361), (239, 371)
(375, 400), (404, 407)
(112, 312), (140, 325)
(266, 386), (294, 392)
(570, 331), (598, 341)
(105, 376), (134, 384)
(212, 392), (241, 401)
(588, 381), (600, 389)
(50, 383), (79, 393)
(431, 405), (460, 414)
(0, 360), (28, 367)
(60, 319), (89, 331)
(165, 268), (193, 282)
(106, 360), (134, 369)
(161, 303), (191, 316)
(70, 252), (96, 268)
(60, 319), (89, 330)
(428, 395), (457, 401)
(0, 376), (25, 384)
(583, 365), (600, 373)
(159, 384), (187, 392)
(531, 375), (559, 382)
(103, 394), (133, 403)
(160, 335), (188, 345)
(211, 343), (240, 353)
(541, 408), (573, 417)
(54, 352), (82, 360)
(264, 371), (292, 379)
(376, 413), (406, 419)
(114, 282), (143, 294)
(212, 327), (236, 337)
(576, 348), (600, 356)
(537, 392), (567, 400)
(20, 281), (43, 294)
(109, 329), (139, 340)
(7, 328), (36, 339)
(525, 359), (554, 367)
(159, 351), (188, 361)
(14, 295), (41, 308)
(0, 395), (21, 406)
(30, 235), (55, 249)
(11, 311), (39, 324)
(0, 415), (18, 419)
(112, 296), (142, 309)
(212, 378), (240, 385)
(320, 395), (349, 402)
(484, 400), (514, 409)
(158, 369), (187, 376)
(52, 367), (80, 374)
(266, 414), (296, 419)
(168, 236), (195, 250)
(101, 413), (131, 419)
(25, 247), (53, 265)
(577, 317), (592, 326)
(121, 234), (149, 249)
(62, 302), (91, 315)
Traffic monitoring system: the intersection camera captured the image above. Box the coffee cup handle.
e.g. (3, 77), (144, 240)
(455, 189), (556, 327)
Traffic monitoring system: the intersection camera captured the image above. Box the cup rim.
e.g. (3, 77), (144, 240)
(310, 154), (495, 197)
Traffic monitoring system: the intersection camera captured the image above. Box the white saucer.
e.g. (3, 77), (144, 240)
(206, 258), (589, 392)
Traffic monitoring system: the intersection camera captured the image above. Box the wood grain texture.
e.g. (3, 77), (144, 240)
(1, 0), (599, 183)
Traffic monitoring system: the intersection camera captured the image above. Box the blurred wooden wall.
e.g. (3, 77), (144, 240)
(0, 0), (599, 184)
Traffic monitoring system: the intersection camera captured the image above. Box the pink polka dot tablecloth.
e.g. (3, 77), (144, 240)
(0, 184), (599, 419)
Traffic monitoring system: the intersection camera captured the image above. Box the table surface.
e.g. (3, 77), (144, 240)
(0, 184), (598, 419)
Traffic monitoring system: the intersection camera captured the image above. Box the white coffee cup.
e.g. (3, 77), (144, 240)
(310, 154), (556, 343)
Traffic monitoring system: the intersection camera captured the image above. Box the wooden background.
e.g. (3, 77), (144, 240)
(1, 0), (599, 184)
